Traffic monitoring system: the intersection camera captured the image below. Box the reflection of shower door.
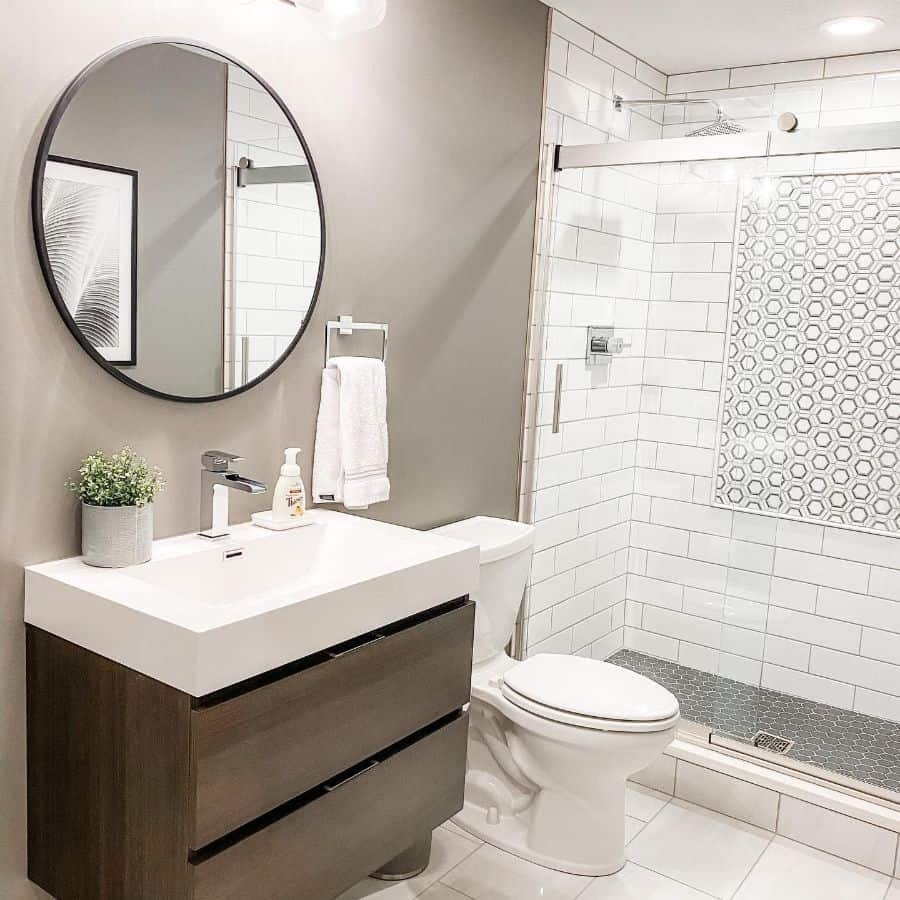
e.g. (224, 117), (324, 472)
(224, 162), (242, 392)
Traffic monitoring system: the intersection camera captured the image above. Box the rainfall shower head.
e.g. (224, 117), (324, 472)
(686, 111), (747, 137)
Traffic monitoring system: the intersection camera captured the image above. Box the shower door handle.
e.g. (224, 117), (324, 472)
(552, 364), (563, 434)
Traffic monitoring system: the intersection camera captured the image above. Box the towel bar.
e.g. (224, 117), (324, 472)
(324, 316), (389, 366)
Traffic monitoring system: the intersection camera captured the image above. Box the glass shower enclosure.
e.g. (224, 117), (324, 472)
(538, 120), (900, 802)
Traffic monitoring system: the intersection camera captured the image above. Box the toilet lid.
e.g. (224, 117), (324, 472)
(430, 517), (535, 564)
(501, 654), (679, 723)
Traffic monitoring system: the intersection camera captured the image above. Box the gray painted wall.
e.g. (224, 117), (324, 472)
(0, 0), (547, 895)
(52, 43), (227, 397)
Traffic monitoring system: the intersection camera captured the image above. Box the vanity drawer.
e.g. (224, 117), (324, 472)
(192, 713), (468, 900)
(190, 599), (474, 848)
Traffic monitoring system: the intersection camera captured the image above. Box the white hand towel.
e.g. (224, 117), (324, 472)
(312, 356), (390, 510)
(312, 366), (344, 504)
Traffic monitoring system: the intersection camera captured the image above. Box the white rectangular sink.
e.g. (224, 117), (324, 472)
(25, 510), (479, 696)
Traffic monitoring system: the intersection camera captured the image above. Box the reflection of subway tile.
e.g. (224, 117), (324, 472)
(277, 182), (320, 211)
(227, 111), (278, 144)
(233, 282), (276, 309)
(275, 285), (314, 311)
(245, 256), (303, 286)
(236, 227), (276, 256)
(226, 84), (250, 115)
(244, 308), (305, 337)
(276, 233), (320, 262)
(248, 88), (283, 122)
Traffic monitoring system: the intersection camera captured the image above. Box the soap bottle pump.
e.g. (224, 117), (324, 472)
(272, 448), (306, 522)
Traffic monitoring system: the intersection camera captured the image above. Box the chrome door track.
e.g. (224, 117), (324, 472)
(707, 729), (900, 811)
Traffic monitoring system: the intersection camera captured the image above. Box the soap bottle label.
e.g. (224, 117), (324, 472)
(287, 486), (305, 517)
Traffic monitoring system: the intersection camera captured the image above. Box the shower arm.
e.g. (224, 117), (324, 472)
(613, 94), (727, 119)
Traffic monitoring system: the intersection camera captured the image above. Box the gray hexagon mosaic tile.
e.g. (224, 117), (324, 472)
(716, 172), (900, 533)
(610, 649), (900, 795)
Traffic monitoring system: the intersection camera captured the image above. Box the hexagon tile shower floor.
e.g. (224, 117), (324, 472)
(611, 649), (900, 794)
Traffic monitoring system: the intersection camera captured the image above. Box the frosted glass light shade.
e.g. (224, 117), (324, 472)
(286, 0), (387, 37)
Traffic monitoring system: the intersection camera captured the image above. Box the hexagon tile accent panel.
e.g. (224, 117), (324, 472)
(717, 172), (900, 533)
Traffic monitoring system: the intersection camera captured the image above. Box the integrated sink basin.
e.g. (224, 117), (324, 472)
(25, 510), (479, 695)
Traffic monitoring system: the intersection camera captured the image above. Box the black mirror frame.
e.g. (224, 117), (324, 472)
(32, 37), (326, 403)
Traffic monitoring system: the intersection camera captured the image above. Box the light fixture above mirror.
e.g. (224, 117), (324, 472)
(281, 0), (387, 38)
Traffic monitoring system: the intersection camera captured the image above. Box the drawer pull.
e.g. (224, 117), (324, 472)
(324, 760), (379, 792)
(327, 633), (386, 659)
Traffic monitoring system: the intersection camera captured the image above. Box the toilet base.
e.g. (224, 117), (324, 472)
(452, 800), (626, 877)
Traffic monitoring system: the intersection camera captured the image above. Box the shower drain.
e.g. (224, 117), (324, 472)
(751, 731), (794, 754)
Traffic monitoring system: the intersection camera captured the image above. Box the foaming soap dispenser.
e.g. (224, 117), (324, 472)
(274, 447), (306, 520)
(251, 448), (310, 531)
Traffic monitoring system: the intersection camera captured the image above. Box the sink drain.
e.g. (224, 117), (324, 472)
(751, 731), (794, 754)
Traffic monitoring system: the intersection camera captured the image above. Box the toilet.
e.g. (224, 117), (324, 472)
(431, 516), (679, 877)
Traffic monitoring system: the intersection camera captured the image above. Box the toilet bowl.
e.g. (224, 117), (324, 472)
(431, 517), (679, 877)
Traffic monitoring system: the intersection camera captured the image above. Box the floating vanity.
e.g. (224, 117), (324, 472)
(25, 510), (479, 900)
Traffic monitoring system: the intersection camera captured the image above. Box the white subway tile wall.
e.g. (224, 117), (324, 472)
(524, 15), (900, 726)
(520, 11), (665, 659)
(225, 65), (321, 386)
(663, 50), (900, 137)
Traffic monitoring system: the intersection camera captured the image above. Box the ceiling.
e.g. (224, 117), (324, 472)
(543, 0), (900, 74)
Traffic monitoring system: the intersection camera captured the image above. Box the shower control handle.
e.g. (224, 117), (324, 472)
(586, 327), (632, 366)
(590, 336), (625, 355)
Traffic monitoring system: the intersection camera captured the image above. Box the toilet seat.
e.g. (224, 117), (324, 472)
(499, 654), (680, 734)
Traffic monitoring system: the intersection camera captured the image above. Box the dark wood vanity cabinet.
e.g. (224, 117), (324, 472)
(27, 598), (475, 900)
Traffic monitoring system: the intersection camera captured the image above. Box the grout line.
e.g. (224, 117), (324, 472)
(774, 831), (895, 879)
(668, 794), (776, 837)
(441, 822), (484, 849)
(625, 858), (721, 898)
(726, 831), (774, 899)
(433, 880), (480, 900)
(570, 875), (597, 900)
(430, 837), (483, 898)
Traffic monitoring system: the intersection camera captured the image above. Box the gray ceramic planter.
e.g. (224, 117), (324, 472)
(81, 503), (153, 568)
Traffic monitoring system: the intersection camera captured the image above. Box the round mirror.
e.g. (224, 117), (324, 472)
(33, 40), (325, 402)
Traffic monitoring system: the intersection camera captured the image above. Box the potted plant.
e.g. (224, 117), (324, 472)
(67, 447), (166, 568)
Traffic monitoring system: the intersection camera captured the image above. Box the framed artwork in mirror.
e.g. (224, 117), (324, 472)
(42, 156), (137, 366)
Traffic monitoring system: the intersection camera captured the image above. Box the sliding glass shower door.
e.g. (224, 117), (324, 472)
(547, 126), (900, 798)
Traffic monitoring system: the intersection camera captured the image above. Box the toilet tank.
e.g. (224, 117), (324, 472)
(430, 517), (535, 664)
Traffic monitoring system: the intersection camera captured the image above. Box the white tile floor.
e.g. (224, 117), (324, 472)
(340, 785), (900, 900)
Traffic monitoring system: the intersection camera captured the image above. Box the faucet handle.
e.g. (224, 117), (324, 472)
(202, 450), (244, 472)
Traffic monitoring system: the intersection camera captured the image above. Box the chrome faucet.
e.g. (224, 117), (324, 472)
(199, 450), (268, 540)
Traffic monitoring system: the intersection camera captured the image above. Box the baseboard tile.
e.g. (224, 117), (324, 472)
(627, 738), (900, 876)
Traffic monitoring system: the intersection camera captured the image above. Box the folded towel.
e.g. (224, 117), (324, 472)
(312, 366), (344, 504)
(312, 356), (390, 510)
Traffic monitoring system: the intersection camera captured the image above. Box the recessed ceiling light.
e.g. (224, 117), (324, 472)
(821, 16), (885, 37)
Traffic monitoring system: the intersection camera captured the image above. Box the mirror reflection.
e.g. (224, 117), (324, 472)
(37, 41), (324, 400)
